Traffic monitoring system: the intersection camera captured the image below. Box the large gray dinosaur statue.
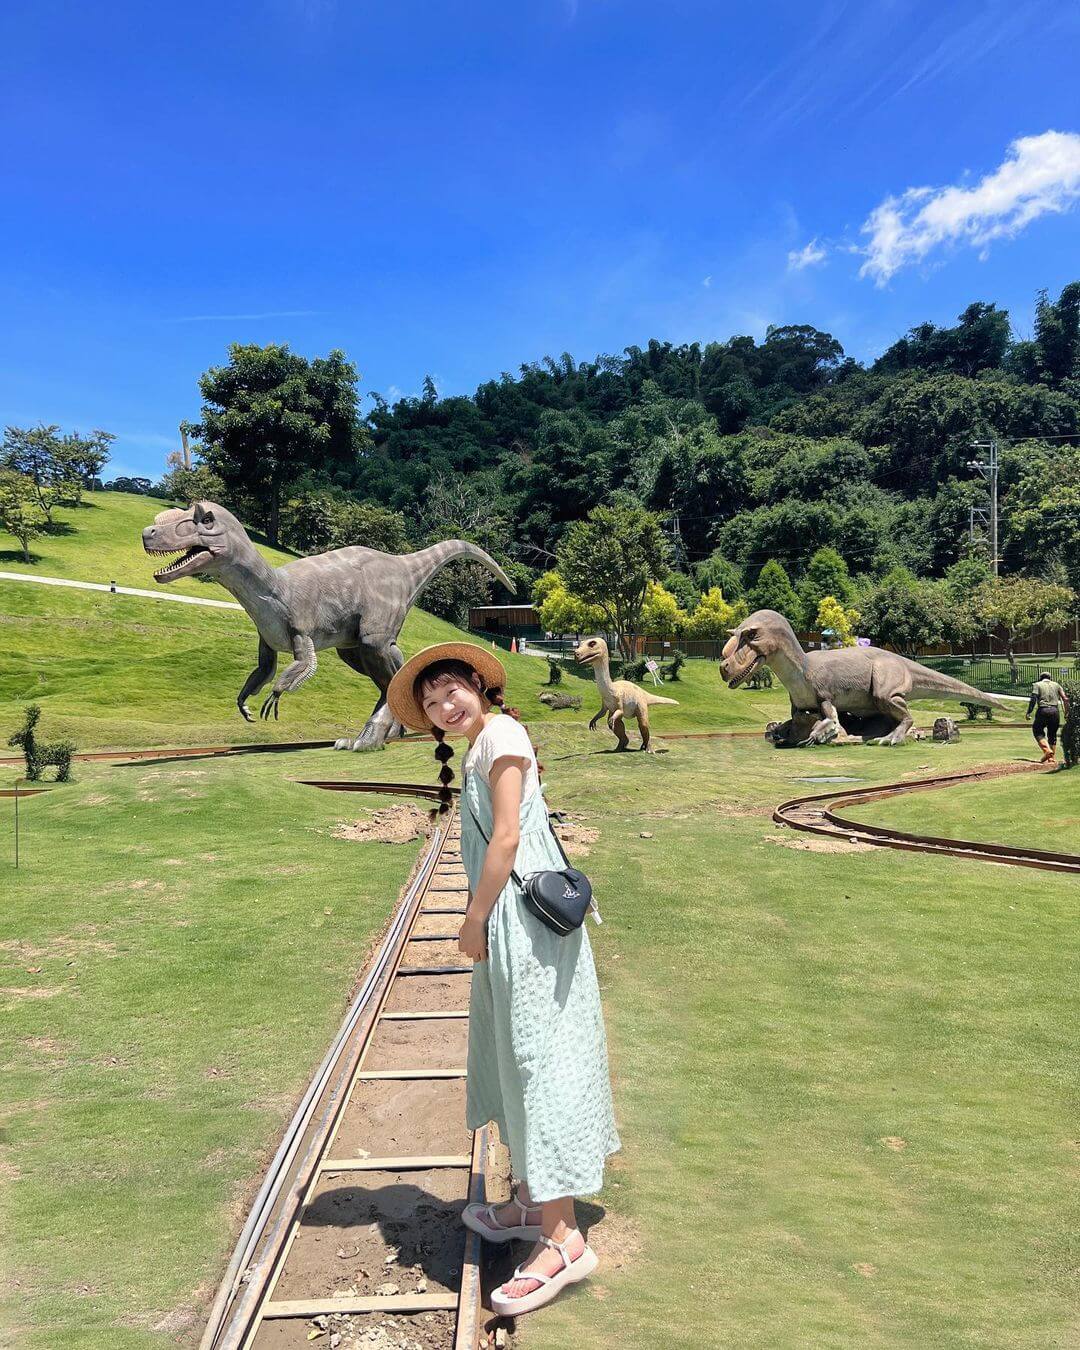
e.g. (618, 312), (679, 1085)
(720, 609), (1010, 746)
(142, 501), (513, 749)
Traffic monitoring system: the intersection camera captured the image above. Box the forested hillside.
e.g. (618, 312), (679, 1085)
(108, 282), (1079, 641)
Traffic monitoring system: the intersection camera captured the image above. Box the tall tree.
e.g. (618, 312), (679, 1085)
(2, 425), (63, 523)
(186, 344), (363, 545)
(975, 575), (1075, 678)
(747, 559), (800, 625)
(857, 567), (947, 656)
(557, 503), (669, 655)
(0, 470), (47, 561)
(796, 546), (853, 629)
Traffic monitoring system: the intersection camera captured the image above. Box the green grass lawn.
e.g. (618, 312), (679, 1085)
(2, 728), (1077, 1348)
(0, 491), (790, 749)
(3, 492), (1077, 1348)
(852, 763), (1080, 854)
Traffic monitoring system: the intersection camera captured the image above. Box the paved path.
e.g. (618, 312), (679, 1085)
(0, 570), (243, 610)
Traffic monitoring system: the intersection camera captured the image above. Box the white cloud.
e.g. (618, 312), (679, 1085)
(860, 130), (1080, 285)
(702, 275), (713, 288)
(787, 238), (827, 272)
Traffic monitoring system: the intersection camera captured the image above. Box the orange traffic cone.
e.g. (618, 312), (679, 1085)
(510, 637), (518, 654)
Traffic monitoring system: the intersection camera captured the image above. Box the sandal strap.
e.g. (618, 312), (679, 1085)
(511, 1195), (535, 1223)
(509, 1264), (552, 1288)
(539, 1234), (573, 1268)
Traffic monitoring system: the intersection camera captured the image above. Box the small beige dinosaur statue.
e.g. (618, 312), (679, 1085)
(574, 637), (678, 751)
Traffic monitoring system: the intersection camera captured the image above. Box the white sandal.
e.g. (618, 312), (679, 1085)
(489, 1233), (598, 1316)
(461, 1193), (542, 1243)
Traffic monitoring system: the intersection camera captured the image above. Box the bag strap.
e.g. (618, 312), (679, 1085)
(462, 771), (574, 878)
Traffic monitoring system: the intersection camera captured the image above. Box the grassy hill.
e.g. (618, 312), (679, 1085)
(0, 492), (785, 749)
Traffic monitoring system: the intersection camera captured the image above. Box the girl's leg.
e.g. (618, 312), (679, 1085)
(498, 1191), (588, 1298)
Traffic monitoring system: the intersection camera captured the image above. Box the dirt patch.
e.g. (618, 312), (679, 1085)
(22, 1036), (68, 1060)
(852, 1262), (877, 1278)
(0, 935), (117, 961)
(881, 1136), (907, 1151)
(332, 806), (431, 846)
(0, 986), (64, 1002)
(764, 832), (874, 855)
(584, 1205), (643, 1272)
(81, 793), (112, 805)
(554, 821), (599, 857)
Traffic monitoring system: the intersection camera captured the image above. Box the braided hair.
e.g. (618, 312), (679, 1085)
(413, 659), (542, 815)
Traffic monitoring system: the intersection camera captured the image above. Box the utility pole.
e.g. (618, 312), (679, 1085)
(668, 506), (688, 574)
(967, 439), (999, 575)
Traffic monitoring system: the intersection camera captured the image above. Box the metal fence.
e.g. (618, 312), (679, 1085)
(918, 654), (1080, 692)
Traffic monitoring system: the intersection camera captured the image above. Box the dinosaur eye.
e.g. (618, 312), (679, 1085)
(202, 510), (215, 526)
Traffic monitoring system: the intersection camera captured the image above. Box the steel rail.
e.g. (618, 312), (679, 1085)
(203, 794), (502, 1350)
(774, 762), (1080, 874)
(199, 809), (449, 1349)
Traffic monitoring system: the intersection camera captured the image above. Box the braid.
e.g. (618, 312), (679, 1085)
(485, 686), (545, 780)
(431, 726), (455, 816)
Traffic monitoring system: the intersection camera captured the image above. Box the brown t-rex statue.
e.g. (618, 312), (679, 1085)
(574, 637), (678, 751)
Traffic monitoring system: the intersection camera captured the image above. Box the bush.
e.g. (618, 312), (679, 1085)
(545, 657), (563, 686)
(621, 656), (649, 682)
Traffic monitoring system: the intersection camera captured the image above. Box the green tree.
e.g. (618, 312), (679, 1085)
(975, 575), (1075, 679)
(858, 567), (947, 656)
(815, 595), (860, 646)
(279, 491), (409, 555)
(663, 571), (700, 613)
(684, 586), (741, 639)
(873, 301), (1011, 378)
(556, 504), (669, 656)
(0, 470), (47, 561)
(2, 424), (63, 523)
(157, 454), (227, 508)
(941, 554), (993, 646)
(53, 429), (114, 505)
(1002, 445), (1080, 593)
(796, 546), (853, 629)
(747, 559), (800, 626)
(639, 581), (688, 638)
(694, 550), (743, 599)
(187, 344), (363, 545)
(533, 570), (606, 635)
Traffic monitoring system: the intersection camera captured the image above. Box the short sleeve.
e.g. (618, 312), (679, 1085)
(474, 715), (533, 780)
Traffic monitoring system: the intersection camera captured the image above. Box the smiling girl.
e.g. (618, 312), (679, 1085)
(386, 642), (620, 1318)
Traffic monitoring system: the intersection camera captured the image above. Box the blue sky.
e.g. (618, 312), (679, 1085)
(2, 0), (1079, 480)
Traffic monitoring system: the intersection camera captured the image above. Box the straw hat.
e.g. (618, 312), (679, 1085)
(386, 642), (508, 732)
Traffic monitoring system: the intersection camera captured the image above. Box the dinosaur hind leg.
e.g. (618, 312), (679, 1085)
(869, 691), (914, 746)
(638, 706), (653, 752)
(610, 709), (630, 751)
(339, 643), (407, 751)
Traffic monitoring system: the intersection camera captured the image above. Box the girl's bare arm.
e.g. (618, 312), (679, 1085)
(459, 757), (525, 960)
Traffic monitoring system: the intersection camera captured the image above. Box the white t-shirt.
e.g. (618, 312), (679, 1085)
(463, 715), (539, 800)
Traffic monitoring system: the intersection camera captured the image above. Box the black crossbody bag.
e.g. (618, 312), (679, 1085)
(463, 775), (599, 936)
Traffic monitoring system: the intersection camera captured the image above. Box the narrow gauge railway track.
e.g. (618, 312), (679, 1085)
(0, 735), (430, 768)
(775, 762), (1080, 875)
(202, 782), (509, 1350)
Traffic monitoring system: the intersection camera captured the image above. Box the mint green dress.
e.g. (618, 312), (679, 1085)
(460, 715), (620, 1203)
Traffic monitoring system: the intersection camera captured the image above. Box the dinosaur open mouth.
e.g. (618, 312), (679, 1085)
(146, 546), (211, 581)
(727, 652), (762, 688)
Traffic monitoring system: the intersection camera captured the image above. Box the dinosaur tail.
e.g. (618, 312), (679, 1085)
(404, 540), (515, 606)
(644, 693), (679, 706)
(902, 660), (1013, 711)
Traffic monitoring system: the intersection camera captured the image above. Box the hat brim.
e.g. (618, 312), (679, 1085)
(386, 642), (508, 733)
